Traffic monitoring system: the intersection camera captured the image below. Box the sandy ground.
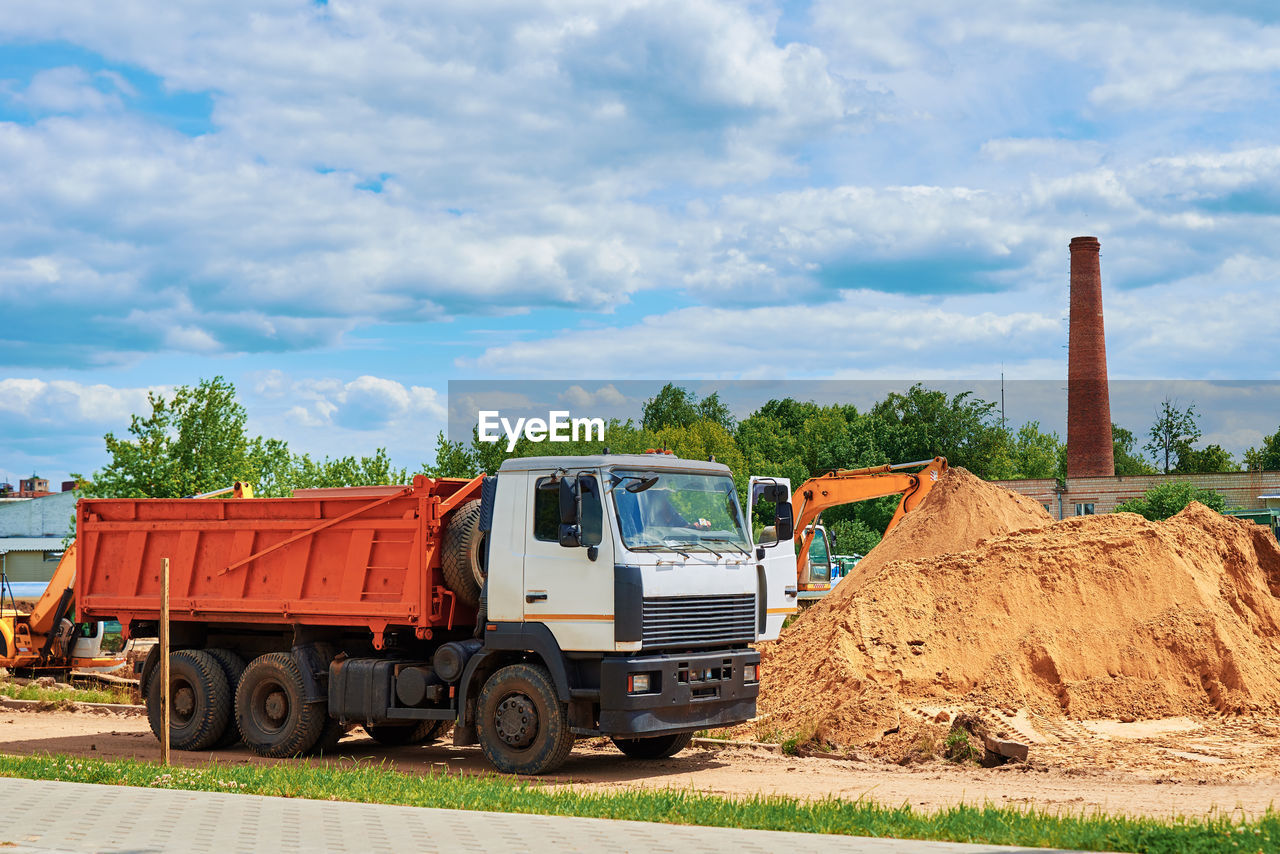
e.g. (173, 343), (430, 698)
(3, 706), (1280, 820)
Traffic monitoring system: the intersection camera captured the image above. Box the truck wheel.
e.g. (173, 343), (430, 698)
(146, 649), (231, 751)
(205, 648), (247, 748)
(611, 731), (693, 759)
(139, 643), (161, 697)
(235, 652), (326, 758)
(365, 720), (446, 746)
(477, 663), (574, 775)
(443, 499), (486, 607)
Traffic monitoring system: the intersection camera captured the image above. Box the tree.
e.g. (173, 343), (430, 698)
(641, 384), (736, 432)
(76, 377), (406, 498)
(870, 384), (1012, 479)
(422, 432), (478, 478)
(1009, 421), (1063, 479)
(76, 377), (255, 498)
(1114, 481), (1226, 521)
(1113, 424), (1158, 476)
(1174, 443), (1238, 474)
(827, 518), (881, 556)
(1145, 398), (1201, 474)
(287, 448), (406, 489)
(1245, 427), (1280, 471)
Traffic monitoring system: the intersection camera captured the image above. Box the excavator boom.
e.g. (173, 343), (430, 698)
(792, 457), (947, 589)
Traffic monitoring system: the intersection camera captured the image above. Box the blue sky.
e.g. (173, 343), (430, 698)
(2, 0), (1279, 486)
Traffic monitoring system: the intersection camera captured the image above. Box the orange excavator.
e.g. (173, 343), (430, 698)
(1, 541), (125, 673)
(792, 457), (948, 592)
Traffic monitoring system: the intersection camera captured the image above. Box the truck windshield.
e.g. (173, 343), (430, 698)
(611, 471), (750, 552)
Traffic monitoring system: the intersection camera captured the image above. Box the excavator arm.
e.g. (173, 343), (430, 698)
(792, 457), (947, 587)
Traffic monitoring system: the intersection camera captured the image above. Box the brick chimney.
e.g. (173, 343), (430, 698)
(1067, 236), (1115, 478)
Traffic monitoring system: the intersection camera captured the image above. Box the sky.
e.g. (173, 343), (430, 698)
(2, 0), (1279, 485)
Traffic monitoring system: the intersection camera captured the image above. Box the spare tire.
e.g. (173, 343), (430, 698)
(442, 499), (486, 607)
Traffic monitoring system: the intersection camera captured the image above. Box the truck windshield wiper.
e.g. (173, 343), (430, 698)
(630, 543), (693, 560)
(670, 541), (722, 559)
(700, 537), (749, 556)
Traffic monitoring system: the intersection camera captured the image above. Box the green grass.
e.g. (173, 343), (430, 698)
(0, 681), (135, 705)
(0, 753), (1274, 852)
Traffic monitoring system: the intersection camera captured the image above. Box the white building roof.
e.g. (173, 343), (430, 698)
(0, 537), (66, 553)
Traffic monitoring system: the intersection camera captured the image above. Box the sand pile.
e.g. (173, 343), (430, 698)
(756, 468), (1280, 748)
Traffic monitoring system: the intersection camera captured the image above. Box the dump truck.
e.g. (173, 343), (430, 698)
(75, 453), (796, 774)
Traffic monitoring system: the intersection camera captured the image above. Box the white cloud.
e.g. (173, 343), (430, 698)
(252, 373), (446, 432)
(559, 383), (629, 409)
(0, 378), (160, 424)
(462, 292), (1064, 379)
(3, 67), (129, 114)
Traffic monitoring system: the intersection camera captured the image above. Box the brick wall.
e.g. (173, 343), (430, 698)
(992, 471), (1280, 519)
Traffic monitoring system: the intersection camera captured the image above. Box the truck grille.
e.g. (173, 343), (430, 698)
(642, 594), (756, 649)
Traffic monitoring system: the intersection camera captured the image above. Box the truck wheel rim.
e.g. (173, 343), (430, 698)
(251, 681), (290, 733)
(172, 681), (195, 721)
(494, 693), (537, 748)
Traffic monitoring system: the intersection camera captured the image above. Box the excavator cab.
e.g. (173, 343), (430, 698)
(799, 524), (835, 592)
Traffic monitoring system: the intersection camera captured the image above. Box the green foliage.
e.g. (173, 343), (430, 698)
(421, 383), (1090, 543)
(642, 383), (736, 432)
(3, 753), (1275, 853)
(1114, 481), (1227, 521)
(423, 432), (477, 478)
(1174, 444), (1239, 474)
(286, 448), (407, 490)
(826, 518), (881, 556)
(1245, 427), (1280, 472)
(870, 385), (1012, 479)
(75, 377), (406, 498)
(0, 680), (135, 705)
(1145, 398), (1201, 475)
(1113, 424), (1159, 476)
(75, 377), (255, 498)
(943, 729), (979, 764)
(1008, 421), (1063, 480)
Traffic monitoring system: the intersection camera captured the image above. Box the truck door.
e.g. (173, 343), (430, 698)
(521, 473), (616, 652)
(749, 475), (798, 641)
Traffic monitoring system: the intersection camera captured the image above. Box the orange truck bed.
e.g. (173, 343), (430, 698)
(75, 475), (482, 646)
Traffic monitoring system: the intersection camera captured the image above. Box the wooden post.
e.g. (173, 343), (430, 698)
(159, 556), (170, 767)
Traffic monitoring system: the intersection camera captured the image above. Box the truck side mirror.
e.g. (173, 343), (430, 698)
(559, 477), (581, 547)
(579, 477), (603, 549)
(762, 484), (790, 505)
(773, 500), (794, 542)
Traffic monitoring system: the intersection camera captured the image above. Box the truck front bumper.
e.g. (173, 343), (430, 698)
(597, 648), (760, 737)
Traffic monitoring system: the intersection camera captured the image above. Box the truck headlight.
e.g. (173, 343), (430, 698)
(743, 663), (759, 683)
(627, 673), (657, 694)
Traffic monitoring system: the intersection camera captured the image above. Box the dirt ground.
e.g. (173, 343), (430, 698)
(4, 706), (1280, 820)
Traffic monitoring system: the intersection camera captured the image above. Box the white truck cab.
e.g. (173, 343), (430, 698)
(455, 453), (796, 767)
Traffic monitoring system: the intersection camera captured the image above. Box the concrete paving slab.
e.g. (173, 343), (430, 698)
(0, 776), (1083, 853)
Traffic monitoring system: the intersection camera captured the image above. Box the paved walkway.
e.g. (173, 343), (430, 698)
(0, 777), (1077, 853)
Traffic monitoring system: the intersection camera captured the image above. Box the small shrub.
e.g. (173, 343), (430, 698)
(943, 729), (978, 764)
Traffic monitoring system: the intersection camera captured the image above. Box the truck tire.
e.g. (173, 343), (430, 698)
(365, 720), (446, 746)
(477, 663), (574, 775)
(611, 731), (693, 760)
(146, 649), (232, 751)
(139, 643), (161, 698)
(443, 499), (486, 607)
(205, 648), (247, 748)
(235, 652), (326, 758)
